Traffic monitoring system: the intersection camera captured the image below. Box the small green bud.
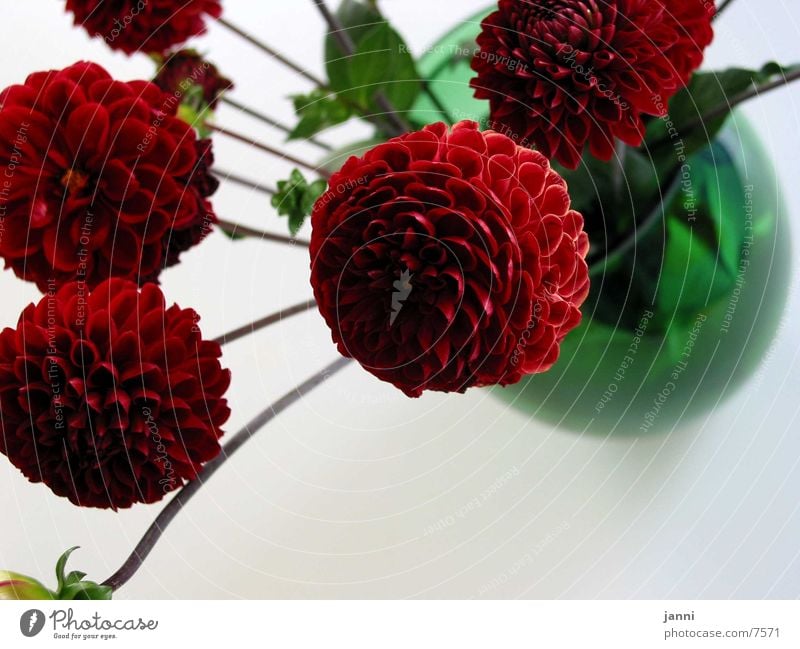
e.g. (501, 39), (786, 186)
(0, 548), (111, 601)
(0, 571), (53, 600)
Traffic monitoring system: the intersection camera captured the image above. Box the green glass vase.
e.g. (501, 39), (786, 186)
(411, 10), (791, 435)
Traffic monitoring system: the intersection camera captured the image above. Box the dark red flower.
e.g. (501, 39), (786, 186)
(154, 49), (233, 110)
(310, 121), (590, 398)
(0, 61), (218, 292)
(0, 279), (231, 509)
(65, 0), (223, 55)
(470, 0), (715, 168)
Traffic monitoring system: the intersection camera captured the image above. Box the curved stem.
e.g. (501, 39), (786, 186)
(217, 17), (326, 87)
(214, 300), (316, 345)
(588, 170), (681, 276)
(688, 67), (800, 132)
(102, 357), (352, 593)
(216, 218), (310, 247)
(209, 124), (332, 179)
(422, 82), (456, 124)
(213, 169), (276, 196)
(651, 68), (800, 150)
(221, 96), (333, 151)
(588, 203), (663, 277)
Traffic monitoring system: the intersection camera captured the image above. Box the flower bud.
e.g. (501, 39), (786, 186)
(0, 572), (53, 600)
(0, 548), (111, 601)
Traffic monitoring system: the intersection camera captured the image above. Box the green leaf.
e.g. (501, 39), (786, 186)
(55, 546), (80, 593)
(63, 571), (87, 587)
(303, 179), (329, 215)
(271, 169), (328, 236)
(289, 90), (353, 140)
(325, 0), (421, 118)
(553, 155), (613, 219)
(650, 138), (745, 330)
(645, 63), (800, 165)
(52, 547), (113, 601)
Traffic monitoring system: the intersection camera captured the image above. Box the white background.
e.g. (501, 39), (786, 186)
(1, 1), (799, 599)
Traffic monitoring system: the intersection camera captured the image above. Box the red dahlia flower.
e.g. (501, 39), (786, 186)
(470, 0), (715, 168)
(154, 49), (233, 110)
(65, 0), (223, 55)
(310, 121), (590, 398)
(0, 279), (231, 509)
(0, 61), (218, 292)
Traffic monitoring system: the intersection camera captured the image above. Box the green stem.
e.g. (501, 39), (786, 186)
(101, 357), (352, 593)
(688, 67), (800, 132)
(588, 170), (682, 276)
(651, 68), (800, 151)
(422, 81), (456, 123)
(611, 140), (627, 210)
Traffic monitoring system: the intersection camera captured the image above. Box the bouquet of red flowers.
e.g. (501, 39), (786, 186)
(0, 0), (795, 599)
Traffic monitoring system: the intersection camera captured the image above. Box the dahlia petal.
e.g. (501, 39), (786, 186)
(470, 0), (714, 166)
(0, 280), (228, 509)
(65, 103), (110, 155)
(311, 121), (589, 396)
(40, 78), (86, 118)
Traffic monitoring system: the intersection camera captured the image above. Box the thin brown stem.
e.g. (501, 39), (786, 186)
(209, 123), (331, 179)
(220, 96), (333, 151)
(213, 168), (276, 196)
(217, 17), (326, 87)
(714, 0), (736, 19)
(101, 357), (352, 592)
(216, 218), (310, 247)
(213, 300), (316, 345)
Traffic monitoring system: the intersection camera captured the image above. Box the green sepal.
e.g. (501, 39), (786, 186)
(289, 90), (353, 141)
(271, 169), (328, 236)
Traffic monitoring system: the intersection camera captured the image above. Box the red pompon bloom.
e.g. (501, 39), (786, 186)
(0, 279), (231, 509)
(65, 0), (223, 55)
(310, 121), (590, 398)
(470, 0), (715, 168)
(154, 49), (233, 110)
(0, 61), (218, 292)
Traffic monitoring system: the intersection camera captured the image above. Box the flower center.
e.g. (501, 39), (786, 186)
(526, 0), (572, 21)
(60, 168), (89, 197)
